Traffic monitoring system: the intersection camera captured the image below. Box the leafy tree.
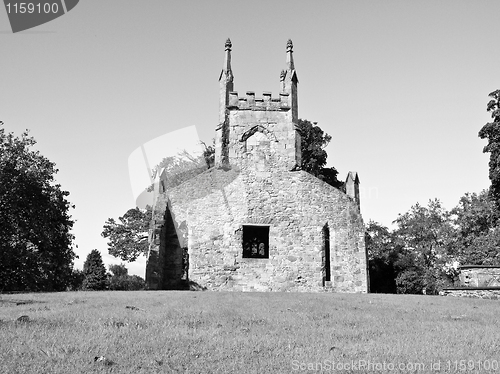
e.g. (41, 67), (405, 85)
(367, 193), (500, 294)
(449, 190), (500, 265)
(298, 119), (331, 174)
(109, 263), (128, 277)
(392, 199), (454, 294)
(108, 264), (145, 290)
(479, 89), (500, 210)
(297, 119), (343, 188)
(0, 123), (75, 292)
(69, 268), (85, 291)
(124, 275), (146, 290)
(102, 207), (151, 262)
(82, 249), (107, 290)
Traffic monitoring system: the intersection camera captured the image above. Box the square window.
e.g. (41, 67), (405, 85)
(242, 225), (269, 259)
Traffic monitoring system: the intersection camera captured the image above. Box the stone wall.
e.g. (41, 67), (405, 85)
(440, 266), (500, 299)
(459, 266), (500, 288)
(146, 165), (368, 293)
(225, 104), (301, 171)
(440, 288), (500, 299)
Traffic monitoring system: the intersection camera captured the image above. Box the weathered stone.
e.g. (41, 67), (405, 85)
(441, 265), (500, 299)
(146, 39), (368, 293)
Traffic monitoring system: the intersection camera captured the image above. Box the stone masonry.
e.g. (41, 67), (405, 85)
(440, 266), (500, 299)
(146, 39), (368, 292)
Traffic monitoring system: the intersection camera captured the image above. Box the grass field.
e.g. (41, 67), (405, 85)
(0, 291), (499, 373)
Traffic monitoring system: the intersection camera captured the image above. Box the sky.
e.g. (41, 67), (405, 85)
(1, 1), (498, 276)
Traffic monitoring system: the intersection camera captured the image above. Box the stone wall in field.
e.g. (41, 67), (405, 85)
(440, 288), (500, 299)
(440, 266), (500, 299)
(459, 266), (500, 288)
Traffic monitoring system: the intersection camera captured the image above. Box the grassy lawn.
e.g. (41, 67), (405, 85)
(0, 291), (499, 373)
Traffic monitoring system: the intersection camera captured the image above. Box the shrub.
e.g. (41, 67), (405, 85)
(396, 270), (425, 294)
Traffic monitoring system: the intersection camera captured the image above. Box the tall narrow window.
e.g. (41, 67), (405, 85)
(323, 224), (331, 285)
(242, 225), (269, 259)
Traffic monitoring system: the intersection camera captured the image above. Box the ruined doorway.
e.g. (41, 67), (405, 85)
(159, 205), (188, 289)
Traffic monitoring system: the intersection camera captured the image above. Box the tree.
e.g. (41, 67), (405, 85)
(392, 199), (454, 294)
(82, 249), (107, 290)
(108, 263), (145, 290)
(479, 89), (500, 210)
(297, 119), (343, 188)
(69, 268), (85, 291)
(0, 123), (75, 292)
(449, 190), (500, 265)
(109, 263), (128, 277)
(102, 207), (151, 262)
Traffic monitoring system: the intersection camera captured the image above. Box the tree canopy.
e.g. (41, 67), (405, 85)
(479, 89), (500, 209)
(0, 123), (75, 291)
(368, 191), (500, 294)
(82, 249), (107, 290)
(108, 263), (145, 290)
(449, 191), (500, 265)
(297, 119), (343, 188)
(102, 207), (151, 262)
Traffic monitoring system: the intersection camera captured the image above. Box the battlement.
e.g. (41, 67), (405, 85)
(228, 91), (290, 111)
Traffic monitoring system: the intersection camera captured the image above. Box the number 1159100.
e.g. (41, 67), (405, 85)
(5, 2), (60, 14)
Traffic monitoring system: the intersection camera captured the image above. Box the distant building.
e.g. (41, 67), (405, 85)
(146, 39), (368, 292)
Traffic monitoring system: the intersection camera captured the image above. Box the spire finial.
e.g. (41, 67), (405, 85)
(220, 38), (233, 82)
(286, 39), (294, 70)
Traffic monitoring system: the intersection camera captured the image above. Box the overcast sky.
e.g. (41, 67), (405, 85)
(1, 1), (497, 276)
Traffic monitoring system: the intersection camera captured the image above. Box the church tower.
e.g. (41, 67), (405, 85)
(214, 39), (302, 171)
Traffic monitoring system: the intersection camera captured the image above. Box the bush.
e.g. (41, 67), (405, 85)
(109, 275), (145, 291)
(127, 275), (146, 290)
(396, 270), (425, 294)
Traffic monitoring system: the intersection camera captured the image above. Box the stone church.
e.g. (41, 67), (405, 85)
(146, 39), (368, 292)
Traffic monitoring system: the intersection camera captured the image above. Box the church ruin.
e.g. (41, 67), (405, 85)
(146, 39), (368, 292)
